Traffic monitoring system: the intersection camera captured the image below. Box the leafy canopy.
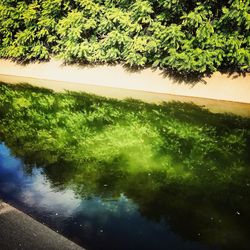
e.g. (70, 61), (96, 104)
(0, 0), (249, 73)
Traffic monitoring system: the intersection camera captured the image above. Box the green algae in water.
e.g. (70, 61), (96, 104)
(0, 83), (250, 249)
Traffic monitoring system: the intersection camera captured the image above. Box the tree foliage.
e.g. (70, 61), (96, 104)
(0, 0), (249, 73)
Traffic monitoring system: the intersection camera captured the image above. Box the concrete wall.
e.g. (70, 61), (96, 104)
(0, 59), (250, 117)
(0, 59), (250, 103)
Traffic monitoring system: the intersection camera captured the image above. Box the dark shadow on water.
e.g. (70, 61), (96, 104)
(0, 82), (55, 94)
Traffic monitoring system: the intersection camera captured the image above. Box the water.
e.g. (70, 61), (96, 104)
(0, 84), (250, 249)
(0, 142), (213, 250)
(1, 141), (250, 250)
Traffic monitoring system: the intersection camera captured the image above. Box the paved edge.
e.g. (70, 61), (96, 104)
(0, 201), (84, 250)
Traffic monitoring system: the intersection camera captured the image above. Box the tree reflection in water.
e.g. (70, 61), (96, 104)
(0, 83), (250, 250)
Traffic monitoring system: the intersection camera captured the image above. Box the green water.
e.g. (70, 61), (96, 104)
(0, 83), (250, 249)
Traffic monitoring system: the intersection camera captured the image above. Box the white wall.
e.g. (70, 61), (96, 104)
(0, 59), (250, 103)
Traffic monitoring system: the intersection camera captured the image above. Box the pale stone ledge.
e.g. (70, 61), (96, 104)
(0, 59), (250, 103)
(0, 59), (250, 117)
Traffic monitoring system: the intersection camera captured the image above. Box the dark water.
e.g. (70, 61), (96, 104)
(0, 141), (250, 250)
(0, 142), (216, 250)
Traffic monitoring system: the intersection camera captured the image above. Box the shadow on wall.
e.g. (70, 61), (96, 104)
(59, 61), (250, 86)
(0, 57), (209, 86)
(122, 64), (249, 85)
(2, 58), (249, 87)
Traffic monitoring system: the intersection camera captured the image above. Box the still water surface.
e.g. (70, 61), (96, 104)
(1, 141), (249, 250)
(0, 84), (250, 250)
(0, 142), (218, 250)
